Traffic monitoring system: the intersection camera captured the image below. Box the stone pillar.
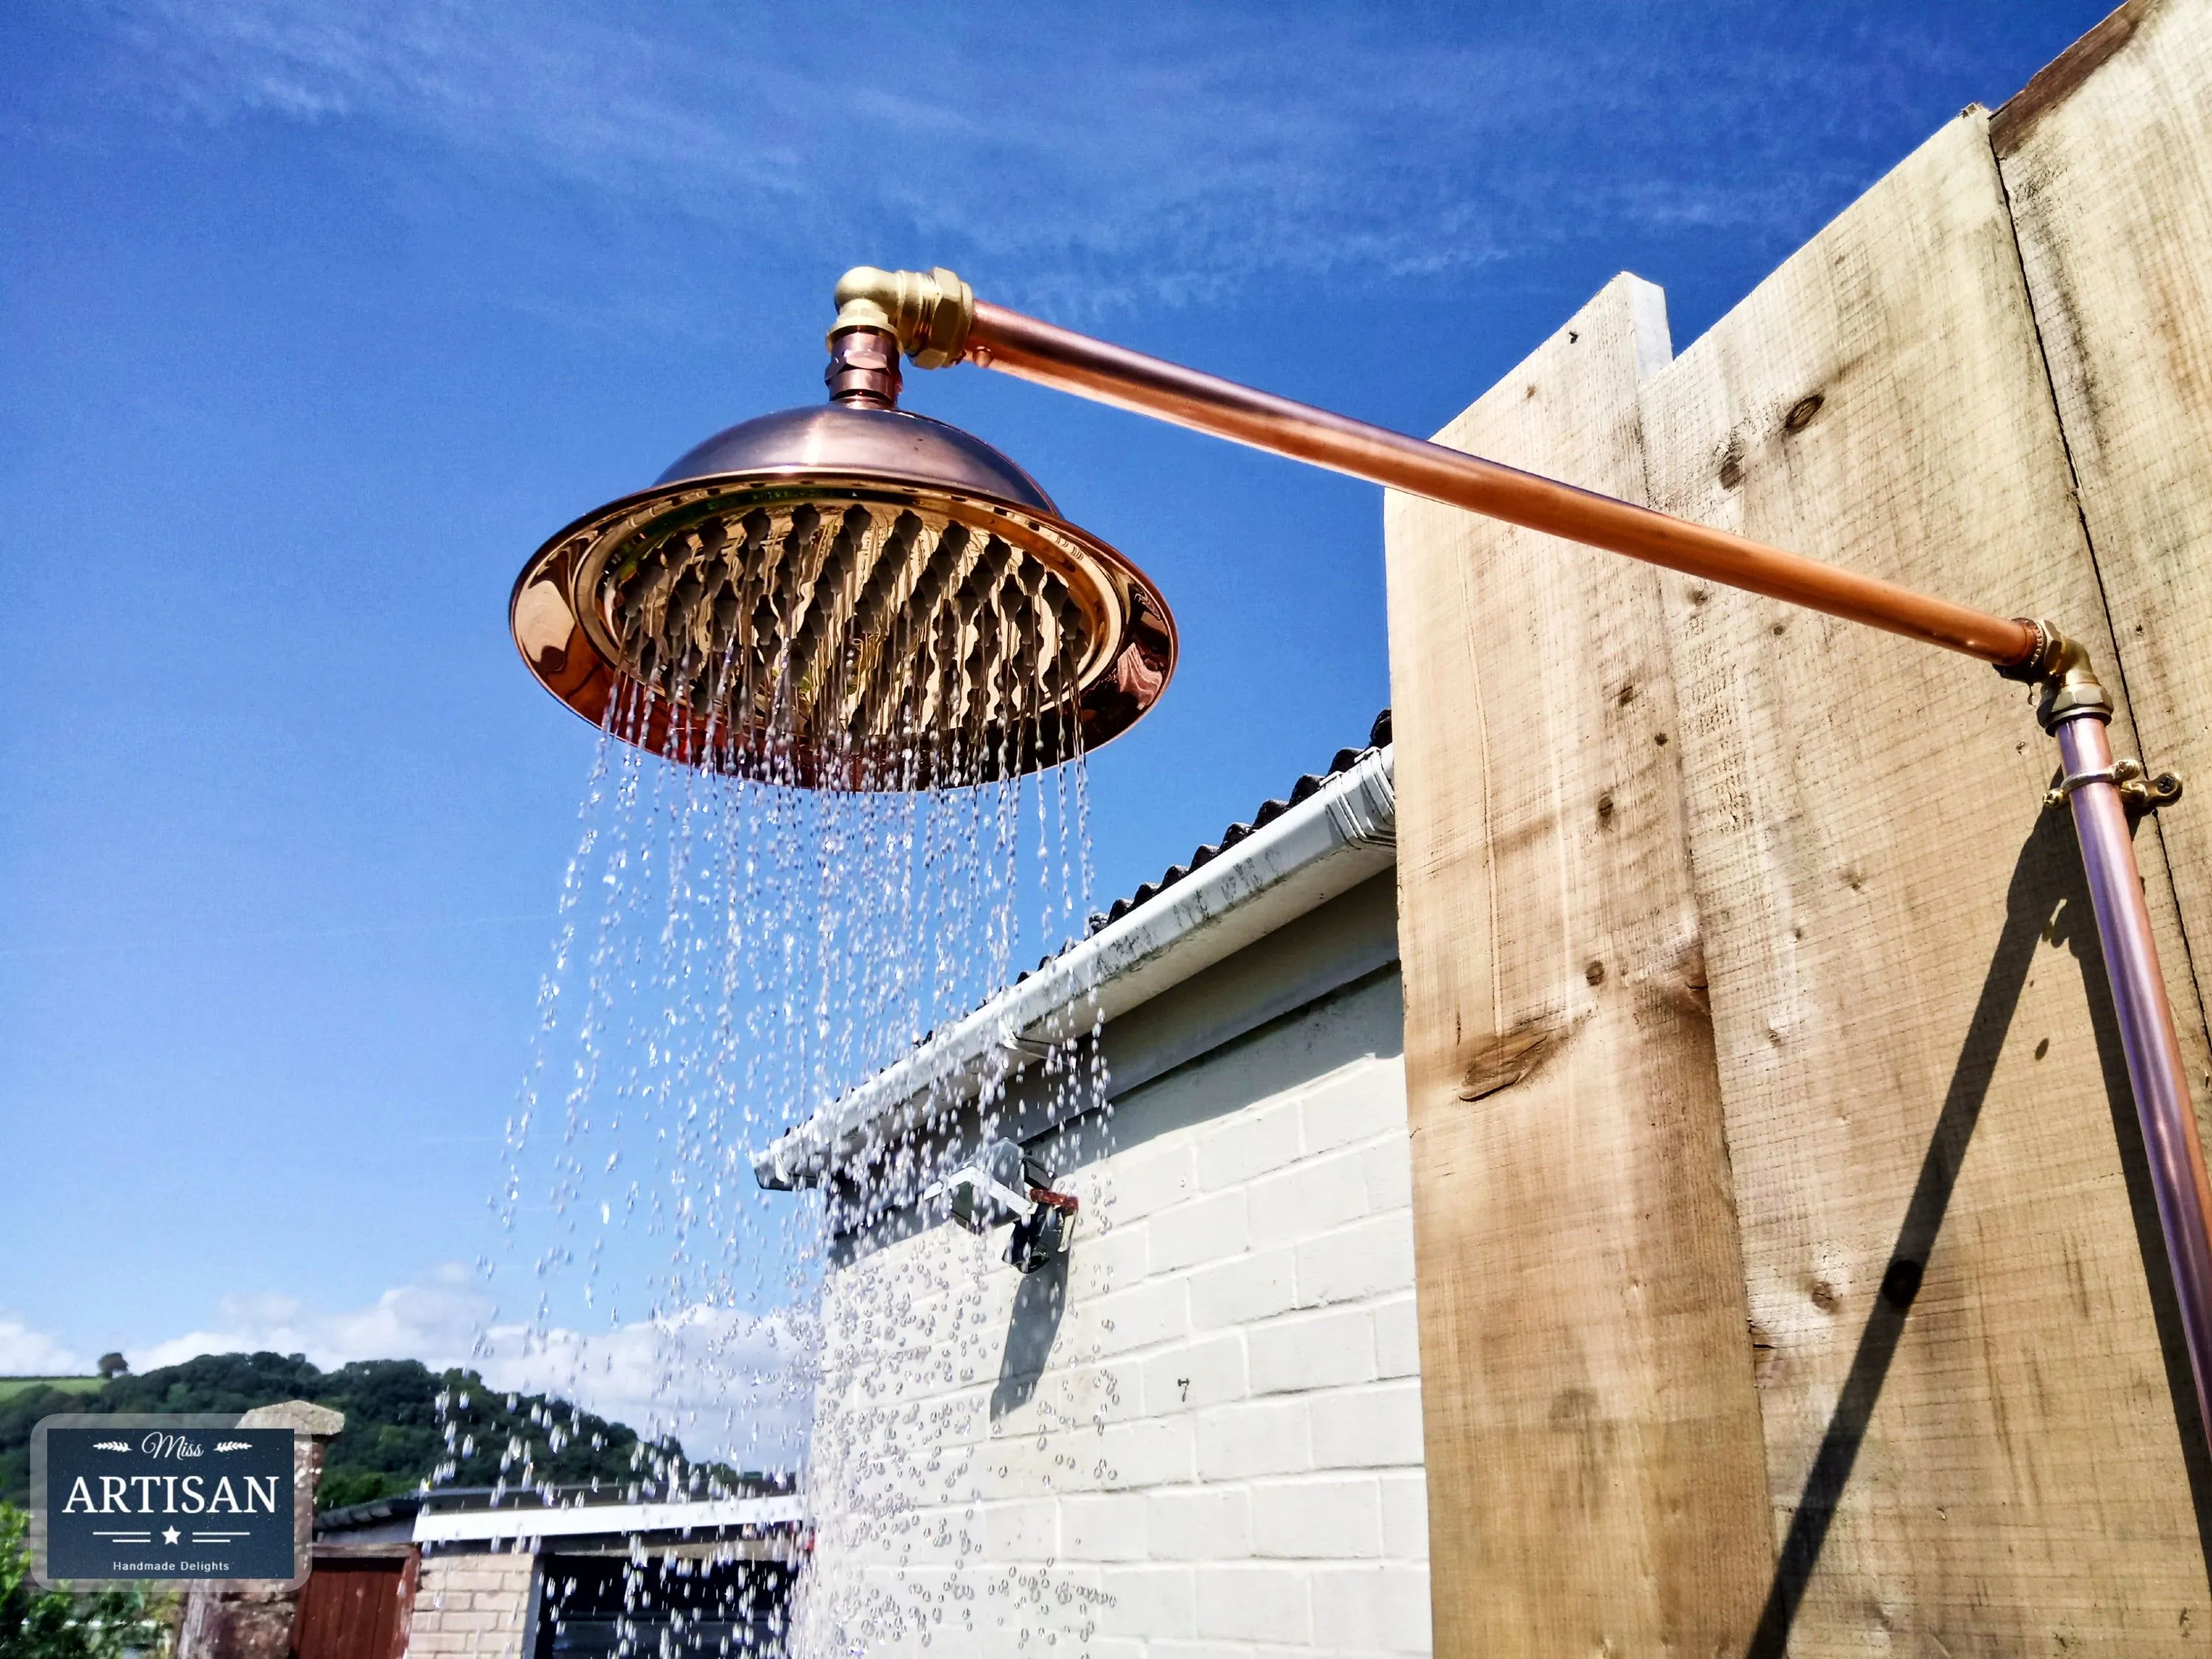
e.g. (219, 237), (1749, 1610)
(175, 1399), (346, 1659)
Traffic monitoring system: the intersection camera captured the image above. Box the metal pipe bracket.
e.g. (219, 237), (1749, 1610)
(2047, 757), (2185, 814)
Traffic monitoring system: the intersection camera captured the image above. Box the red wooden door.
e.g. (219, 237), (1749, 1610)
(293, 1549), (417, 1659)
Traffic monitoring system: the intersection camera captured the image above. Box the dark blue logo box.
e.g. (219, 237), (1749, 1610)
(32, 1418), (298, 1585)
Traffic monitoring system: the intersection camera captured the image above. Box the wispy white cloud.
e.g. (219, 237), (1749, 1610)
(0, 1315), (89, 1376)
(66, 0), (1969, 316)
(100, 1265), (808, 1466)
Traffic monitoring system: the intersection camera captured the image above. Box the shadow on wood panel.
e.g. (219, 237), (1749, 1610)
(1744, 807), (2212, 1657)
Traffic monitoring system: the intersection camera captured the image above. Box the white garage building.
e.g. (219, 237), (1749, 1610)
(756, 718), (1431, 1657)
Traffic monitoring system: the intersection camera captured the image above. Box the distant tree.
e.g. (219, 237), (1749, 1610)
(93, 1357), (125, 1382)
(0, 1501), (170, 1658)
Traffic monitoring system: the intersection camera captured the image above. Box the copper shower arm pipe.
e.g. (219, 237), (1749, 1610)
(815, 264), (2212, 1478)
(955, 288), (2212, 1478)
(964, 301), (2039, 669)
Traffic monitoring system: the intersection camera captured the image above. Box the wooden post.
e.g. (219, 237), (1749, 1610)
(1385, 274), (1775, 1656)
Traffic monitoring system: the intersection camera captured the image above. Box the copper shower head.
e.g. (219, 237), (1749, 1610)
(511, 303), (1175, 789)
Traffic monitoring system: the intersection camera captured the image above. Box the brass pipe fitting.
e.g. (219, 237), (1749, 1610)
(1997, 617), (2114, 731)
(829, 266), (975, 370)
(2003, 616), (2183, 808)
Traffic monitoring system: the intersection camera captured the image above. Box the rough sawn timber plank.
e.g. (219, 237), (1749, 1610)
(1383, 274), (1775, 1658)
(1999, 0), (2212, 1129)
(1638, 108), (2208, 1652)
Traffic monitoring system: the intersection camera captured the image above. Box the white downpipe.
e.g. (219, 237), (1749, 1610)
(752, 746), (1396, 1189)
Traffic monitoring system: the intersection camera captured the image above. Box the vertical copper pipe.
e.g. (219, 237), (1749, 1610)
(964, 302), (2039, 669)
(2055, 710), (2212, 1443)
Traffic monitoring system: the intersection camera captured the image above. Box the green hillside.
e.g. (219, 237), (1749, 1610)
(0, 1378), (101, 1405)
(0, 1352), (731, 1511)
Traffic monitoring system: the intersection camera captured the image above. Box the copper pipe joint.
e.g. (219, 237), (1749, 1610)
(825, 326), (902, 409)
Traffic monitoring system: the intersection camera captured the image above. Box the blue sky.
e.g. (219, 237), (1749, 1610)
(1, 0), (2110, 1427)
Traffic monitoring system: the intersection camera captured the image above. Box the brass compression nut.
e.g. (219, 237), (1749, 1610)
(830, 266), (975, 370)
(1998, 617), (2114, 731)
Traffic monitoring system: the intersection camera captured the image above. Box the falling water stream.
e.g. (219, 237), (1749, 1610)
(478, 501), (1119, 1655)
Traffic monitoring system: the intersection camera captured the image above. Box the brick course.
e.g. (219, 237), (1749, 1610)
(406, 1549), (535, 1659)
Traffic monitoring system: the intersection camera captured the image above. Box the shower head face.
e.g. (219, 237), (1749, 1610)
(512, 406), (1175, 788)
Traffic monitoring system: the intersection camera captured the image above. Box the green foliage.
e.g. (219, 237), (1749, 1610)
(0, 1354), (718, 1513)
(0, 1503), (170, 1659)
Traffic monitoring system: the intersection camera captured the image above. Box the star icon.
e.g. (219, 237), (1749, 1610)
(161, 1527), (181, 1546)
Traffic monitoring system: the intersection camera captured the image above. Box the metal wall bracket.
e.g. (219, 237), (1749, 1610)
(2046, 757), (2185, 813)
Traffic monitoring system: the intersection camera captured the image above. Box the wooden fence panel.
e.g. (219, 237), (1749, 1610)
(1383, 275), (1775, 1658)
(1998, 0), (2212, 1119)
(1636, 109), (2206, 1652)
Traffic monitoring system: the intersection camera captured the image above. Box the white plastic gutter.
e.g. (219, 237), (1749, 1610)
(414, 1495), (805, 1544)
(752, 745), (1395, 1189)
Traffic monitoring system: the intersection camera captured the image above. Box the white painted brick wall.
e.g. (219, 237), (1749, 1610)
(1194, 1099), (1305, 1192)
(1374, 1294), (1422, 1380)
(1310, 1564), (1434, 1655)
(1247, 1148), (1371, 1251)
(1196, 1563), (1312, 1644)
(406, 1549), (535, 1659)
(1298, 1213), (1419, 1309)
(804, 974), (1427, 1658)
(1148, 1191), (1248, 1273)
(1380, 1470), (1430, 1560)
(1311, 1380), (1427, 1469)
(1249, 1475), (1384, 1559)
(1189, 1246), (1299, 1330)
(1195, 1398), (1312, 1481)
(1248, 1307), (1377, 1395)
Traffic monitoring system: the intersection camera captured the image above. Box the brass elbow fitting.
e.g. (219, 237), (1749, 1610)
(829, 266), (975, 370)
(1999, 617), (2112, 731)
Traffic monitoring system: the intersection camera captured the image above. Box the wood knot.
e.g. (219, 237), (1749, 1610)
(1748, 1318), (1778, 1385)
(1717, 437), (1747, 490)
(1783, 392), (1826, 433)
(1457, 1007), (1581, 1103)
(1655, 932), (1711, 1019)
